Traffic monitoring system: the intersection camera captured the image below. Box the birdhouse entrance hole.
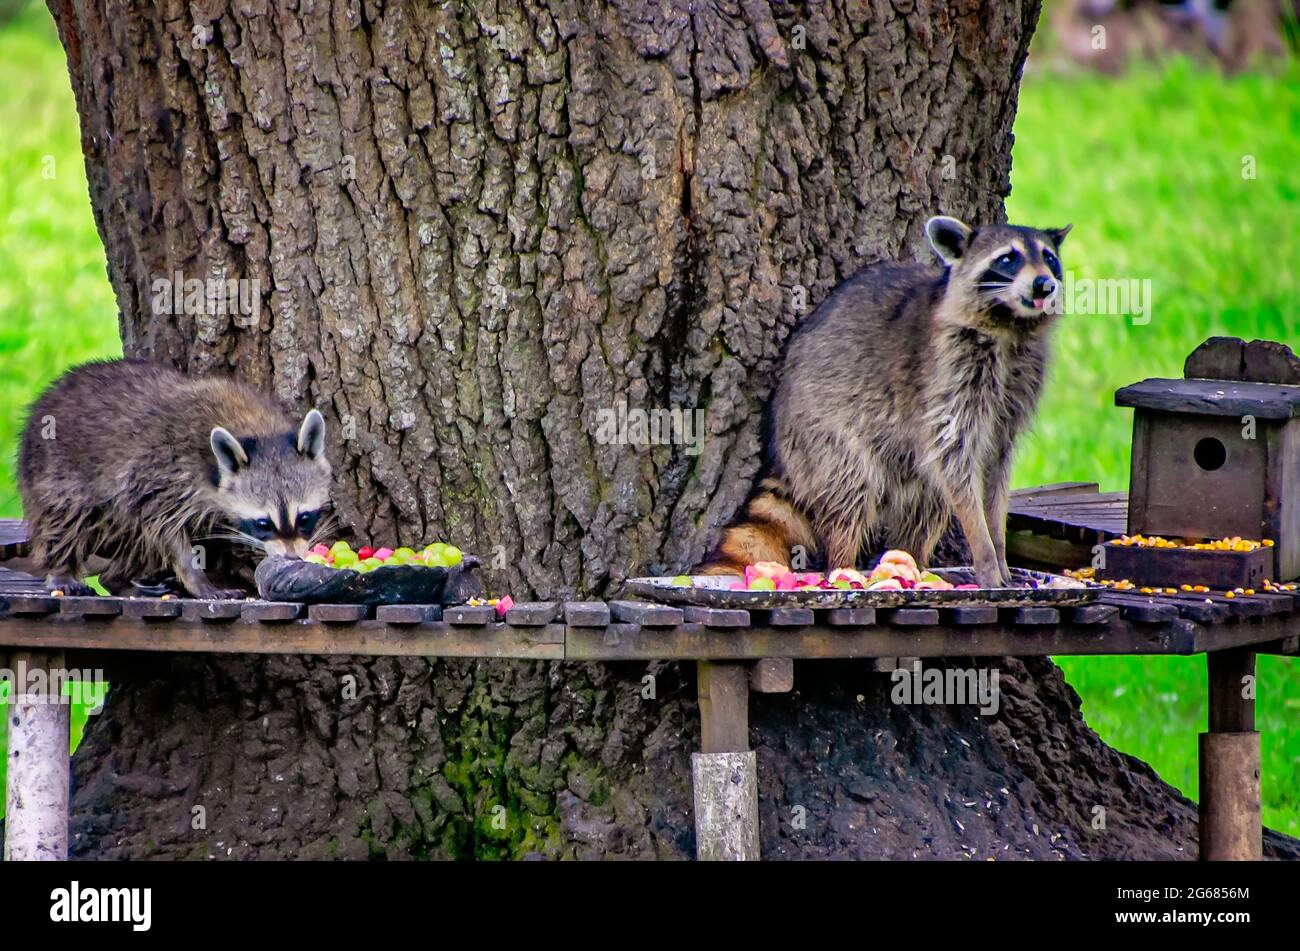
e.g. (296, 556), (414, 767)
(1194, 437), (1227, 472)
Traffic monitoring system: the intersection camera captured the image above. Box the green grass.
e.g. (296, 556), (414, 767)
(0, 3), (120, 520)
(0, 2), (1298, 838)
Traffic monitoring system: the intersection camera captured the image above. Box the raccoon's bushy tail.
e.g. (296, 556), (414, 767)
(696, 477), (819, 575)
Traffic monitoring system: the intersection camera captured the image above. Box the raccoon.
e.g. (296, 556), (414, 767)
(18, 359), (332, 598)
(701, 215), (1071, 587)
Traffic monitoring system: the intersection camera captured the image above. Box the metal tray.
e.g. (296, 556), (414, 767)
(622, 567), (1100, 610)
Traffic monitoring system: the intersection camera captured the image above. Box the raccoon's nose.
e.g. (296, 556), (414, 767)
(1031, 275), (1056, 299)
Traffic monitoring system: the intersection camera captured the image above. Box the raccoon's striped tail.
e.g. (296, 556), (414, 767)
(696, 477), (819, 575)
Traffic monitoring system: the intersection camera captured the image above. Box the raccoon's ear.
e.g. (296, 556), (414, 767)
(297, 409), (326, 460)
(1048, 223), (1073, 247)
(925, 216), (973, 265)
(210, 427), (248, 475)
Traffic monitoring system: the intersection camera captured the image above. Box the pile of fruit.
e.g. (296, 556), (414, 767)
(1111, 534), (1273, 552)
(678, 550), (978, 592)
(305, 541), (464, 572)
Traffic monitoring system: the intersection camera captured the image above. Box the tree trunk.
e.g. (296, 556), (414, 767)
(45, 0), (1296, 859)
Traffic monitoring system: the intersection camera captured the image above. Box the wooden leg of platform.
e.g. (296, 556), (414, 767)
(693, 661), (758, 860)
(1199, 648), (1261, 861)
(4, 650), (70, 861)
(748, 657), (793, 693)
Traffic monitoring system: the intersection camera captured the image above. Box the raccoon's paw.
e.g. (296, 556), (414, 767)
(44, 575), (96, 597)
(974, 564), (1014, 590)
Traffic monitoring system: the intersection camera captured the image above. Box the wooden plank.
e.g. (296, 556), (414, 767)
(564, 617), (1242, 659)
(824, 607), (877, 626)
(609, 600), (683, 627)
(1098, 594), (1180, 623)
(0, 567), (46, 592)
(443, 604), (496, 625)
(697, 661), (749, 753)
(1010, 482), (1100, 499)
(563, 601), (611, 627)
(946, 606), (998, 625)
(1184, 335), (1246, 380)
(1242, 338), (1300, 385)
(1115, 377), (1300, 420)
(1005, 532), (1099, 572)
(1163, 595), (1231, 625)
(1068, 604), (1119, 625)
(308, 604), (373, 624)
(1, 595), (59, 617)
(243, 601), (307, 622)
(763, 606), (815, 626)
(1011, 606), (1060, 626)
(748, 657), (794, 693)
(0, 615), (564, 658)
(1246, 591), (1295, 612)
(882, 608), (939, 626)
(1012, 493), (1127, 510)
(1232, 593), (1289, 615)
(182, 599), (245, 622)
(58, 597), (122, 617)
(504, 601), (561, 626)
(122, 598), (183, 620)
(0, 610), (1290, 660)
(375, 604), (441, 625)
(682, 605), (751, 628)
(1202, 594), (1269, 619)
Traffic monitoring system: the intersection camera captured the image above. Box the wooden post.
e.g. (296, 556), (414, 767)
(748, 657), (794, 694)
(1199, 648), (1261, 861)
(4, 650), (70, 861)
(693, 661), (758, 860)
(696, 660), (749, 754)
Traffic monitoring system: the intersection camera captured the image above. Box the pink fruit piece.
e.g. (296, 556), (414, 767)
(310, 544), (330, 557)
(744, 565), (758, 587)
(954, 584), (980, 590)
(373, 547), (395, 561)
(495, 595), (514, 617)
(776, 574), (799, 590)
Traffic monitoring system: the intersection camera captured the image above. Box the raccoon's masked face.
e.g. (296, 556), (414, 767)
(209, 410), (334, 558)
(926, 216), (1072, 330)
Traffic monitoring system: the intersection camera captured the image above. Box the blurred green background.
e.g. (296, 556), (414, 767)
(0, 1), (1297, 837)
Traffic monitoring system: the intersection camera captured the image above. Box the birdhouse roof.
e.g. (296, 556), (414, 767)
(1116, 378), (1300, 420)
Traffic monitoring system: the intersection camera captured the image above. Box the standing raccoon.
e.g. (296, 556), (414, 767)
(702, 215), (1071, 587)
(19, 359), (332, 598)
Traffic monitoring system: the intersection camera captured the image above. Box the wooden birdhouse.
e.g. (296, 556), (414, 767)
(1113, 337), (1300, 585)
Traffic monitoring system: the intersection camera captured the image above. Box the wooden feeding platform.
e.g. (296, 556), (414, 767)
(0, 502), (1296, 863)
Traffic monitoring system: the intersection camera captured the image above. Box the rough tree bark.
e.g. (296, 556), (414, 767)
(43, 0), (1297, 859)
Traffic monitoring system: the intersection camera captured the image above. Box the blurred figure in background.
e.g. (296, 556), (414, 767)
(1051, 0), (1296, 72)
